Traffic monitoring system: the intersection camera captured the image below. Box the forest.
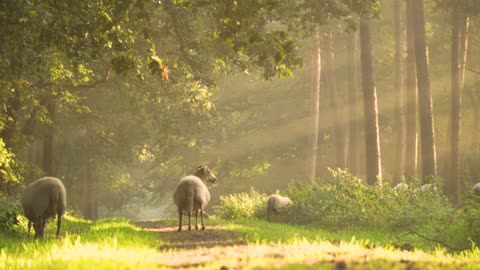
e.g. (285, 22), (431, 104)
(1, 0), (480, 269)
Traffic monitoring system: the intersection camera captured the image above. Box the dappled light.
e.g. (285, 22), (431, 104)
(2, 0), (480, 269)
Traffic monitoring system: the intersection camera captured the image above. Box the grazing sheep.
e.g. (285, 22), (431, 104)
(473, 183), (480, 196)
(393, 183), (409, 192)
(413, 183), (437, 193)
(266, 194), (292, 221)
(21, 177), (67, 238)
(173, 166), (216, 232)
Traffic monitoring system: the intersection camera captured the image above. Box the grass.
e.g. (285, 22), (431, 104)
(1, 216), (480, 269)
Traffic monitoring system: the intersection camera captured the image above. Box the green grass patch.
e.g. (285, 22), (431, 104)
(0, 215), (162, 270)
(1, 216), (480, 269)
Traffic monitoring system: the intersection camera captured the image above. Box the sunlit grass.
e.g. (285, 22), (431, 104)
(1, 216), (479, 269)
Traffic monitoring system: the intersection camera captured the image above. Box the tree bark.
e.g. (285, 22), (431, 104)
(447, 6), (469, 202)
(393, 0), (406, 184)
(309, 26), (321, 181)
(413, 0), (437, 182)
(359, 17), (383, 186)
(405, 0), (418, 180)
(347, 30), (360, 176)
(325, 32), (347, 169)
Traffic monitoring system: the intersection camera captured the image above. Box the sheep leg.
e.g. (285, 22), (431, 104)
(41, 218), (46, 238)
(56, 214), (62, 238)
(177, 207), (183, 232)
(194, 210), (199, 230)
(200, 208), (205, 231)
(28, 220), (32, 234)
(187, 211), (192, 231)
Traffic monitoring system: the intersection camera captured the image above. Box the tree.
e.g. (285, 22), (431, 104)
(359, 16), (382, 186)
(447, 4), (469, 202)
(392, 0), (406, 183)
(310, 27), (322, 181)
(404, 0), (418, 180)
(413, 0), (437, 181)
(347, 30), (360, 177)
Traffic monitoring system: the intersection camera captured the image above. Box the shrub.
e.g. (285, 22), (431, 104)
(0, 195), (22, 232)
(215, 187), (268, 220)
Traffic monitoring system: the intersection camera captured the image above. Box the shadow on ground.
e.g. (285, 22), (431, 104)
(135, 220), (247, 250)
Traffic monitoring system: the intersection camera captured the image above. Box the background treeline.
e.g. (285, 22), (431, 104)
(1, 0), (480, 220)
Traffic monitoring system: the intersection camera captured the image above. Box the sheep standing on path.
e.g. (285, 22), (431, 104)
(266, 194), (292, 221)
(21, 177), (67, 238)
(173, 166), (216, 232)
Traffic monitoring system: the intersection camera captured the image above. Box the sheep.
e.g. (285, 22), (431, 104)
(413, 183), (437, 193)
(266, 194), (292, 221)
(473, 183), (480, 196)
(21, 177), (67, 238)
(173, 166), (216, 232)
(393, 183), (409, 192)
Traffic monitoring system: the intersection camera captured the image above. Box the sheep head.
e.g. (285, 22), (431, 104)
(194, 166), (217, 184)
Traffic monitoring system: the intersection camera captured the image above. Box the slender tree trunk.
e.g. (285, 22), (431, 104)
(325, 32), (347, 169)
(359, 17), (383, 186)
(448, 7), (469, 202)
(347, 30), (360, 176)
(393, 0), (406, 184)
(310, 26), (321, 181)
(413, 0), (437, 182)
(42, 100), (56, 176)
(405, 0), (418, 180)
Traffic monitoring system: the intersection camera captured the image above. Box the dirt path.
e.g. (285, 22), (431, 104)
(136, 220), (309, 269)
(134, 221), (477, 269)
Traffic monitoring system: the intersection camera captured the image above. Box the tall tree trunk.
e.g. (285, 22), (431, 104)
(42, 100), (56, 176)
(413, 0), (437, 182)
(405, 0), (418, 180)
(325, 32), (347, 169)
(359, 17), (383, 186)
(393, 0), (406, 184)
(448, 7), (469, 202)
(310, 26), (321, 181)
(347, 30), (360, 176)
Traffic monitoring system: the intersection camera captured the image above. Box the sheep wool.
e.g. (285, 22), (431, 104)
(266, 194), (292, 221)
(21, 177), (66, 238)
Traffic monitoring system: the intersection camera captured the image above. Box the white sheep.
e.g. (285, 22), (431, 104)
(413, 183), (437, 193)
(473, 182), (480, 196)
(173, 166), (216, 232)
(21, 177), (67, 238)
(393, 183), (409, 192)
(266, 194), (292, 221)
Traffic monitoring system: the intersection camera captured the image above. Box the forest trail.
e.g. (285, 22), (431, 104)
(133, 220), (396, 269)
(135, 220), (328, 269)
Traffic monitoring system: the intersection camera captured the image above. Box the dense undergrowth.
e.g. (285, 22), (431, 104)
(216, 169), (480, 252)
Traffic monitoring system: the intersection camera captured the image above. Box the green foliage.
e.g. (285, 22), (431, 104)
(216, 187), (269, 220)
(0, 195), (21, 232)
(216, 169), (480, 251)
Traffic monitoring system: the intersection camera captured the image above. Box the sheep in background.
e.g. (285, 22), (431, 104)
(393, 183), (409, 192)
(473, 183), (480, 196)
(413, 183), (437, 193)
(266, 194), (292, 221)
(21, 177), (67, 238)
(173, 166), (216, 232)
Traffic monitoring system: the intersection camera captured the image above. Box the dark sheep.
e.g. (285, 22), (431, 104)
(21, 177), (67, 238)
(173, 166), (216, 232)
